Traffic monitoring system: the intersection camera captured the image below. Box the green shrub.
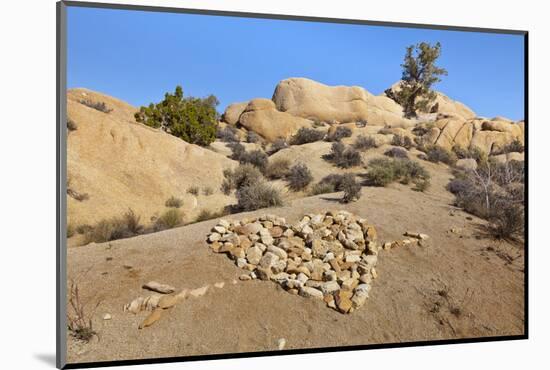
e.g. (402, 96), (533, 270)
(326, 142), (362, 168)
(165, 196), (183, 208)
(134, 85), (218, 146)
(290, 128), (325, 145)
(327, 126), (352, 142)
(187, 186), (199, 196)
(391, 134), (414, 149)
(236, 181), (283, 211)
(353, 135), (378, 151)
(265, 158), (291, 179)
(156, 209), (183, 230)
(366, 157), (430, 190)
(287, 163), (313, 191)
(221, 164), (263, 194)
(80, 99), (113, 113)
(425, 145), (457, 166)
(340, 174), (362, 203)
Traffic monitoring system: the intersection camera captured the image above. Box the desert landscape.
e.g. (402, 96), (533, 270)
(65, 73), (525, 364)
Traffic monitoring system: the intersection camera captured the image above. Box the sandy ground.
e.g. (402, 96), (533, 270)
(66, 172), (525, 364)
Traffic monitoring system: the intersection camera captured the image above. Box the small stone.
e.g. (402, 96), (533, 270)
(189, 285), (209, 297)
(371, 268), (378, 279)
(255, 267), (272, 280)
(321, 281), (340, 295)
(210, 241), (222, 253)
(250, 271), (257, 279)
(335, 290), (353, 313)
(359, 274), (372, 284)
(218, 219), (230, 228)
(383, 242), (392, 250)
(236, 258), (247, 268)
(142, 281), (175, 294)
(103, 313), (112, 320)
(267, 245), (288, 260)
(139, 308), (163, 329)
(208, 232), (221, 242)
(324, 270), (337, 281)
(341, 278), (358, 291)
(214, 282), (225, 289)
(246, 246), (263, 265)
(158, 294), (178, 309)
(329, 259), (341, 272)
(296, 272), (309, 284)
(175, 290), (188, 301)
(345, 255), (361, 263)
(299, 286), (324, 299)
(259, 252), (280, 269)
(239, 274), (251, 281)
(277, 338), (287, 350)
(270, 226), (284, 238)
(212, 225), (226, 234)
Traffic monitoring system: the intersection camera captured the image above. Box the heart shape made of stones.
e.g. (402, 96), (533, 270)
(206, 210), (382, 314)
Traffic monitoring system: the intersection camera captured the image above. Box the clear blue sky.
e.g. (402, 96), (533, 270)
(67, 6), (525, 120)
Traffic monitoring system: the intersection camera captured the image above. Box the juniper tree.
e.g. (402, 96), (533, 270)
(389, 42), (448, 118)
(134, 85), (219, 146)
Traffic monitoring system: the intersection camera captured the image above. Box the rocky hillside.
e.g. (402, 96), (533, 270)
(67, 88), (237, 227)
(222, 77), (524, 156)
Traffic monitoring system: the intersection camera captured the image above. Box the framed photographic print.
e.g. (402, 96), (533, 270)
(57, 1), (527, 368)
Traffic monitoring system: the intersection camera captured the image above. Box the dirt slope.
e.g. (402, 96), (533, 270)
(66, 169), (524, 364)
(67, 88), (236, 226)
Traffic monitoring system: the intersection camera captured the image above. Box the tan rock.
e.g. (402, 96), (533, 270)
(158, 294), (178, 309)
(138, 308), (163, 329)
(222, 102), (248, 125)
(142, 281), (175, 294)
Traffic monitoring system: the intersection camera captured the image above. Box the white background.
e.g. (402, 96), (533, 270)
(0, 0), (547, 369)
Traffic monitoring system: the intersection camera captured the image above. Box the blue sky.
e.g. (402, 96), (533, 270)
(67, 6), (525, 120)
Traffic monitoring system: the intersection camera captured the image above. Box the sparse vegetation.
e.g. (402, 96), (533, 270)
(353, 135), (378, 151)
(265, 158), (291, 179)
(221, 164), (263, 195)
(84, 209), (144, 243)
(135, 85), (219, 146)
(340, 174), (362, 203)
(195, 209), (226, 223)
(448, 160), (524, 239)
(165, 196), (183, 208)
(365, 157), (430, 191)
(123, 208), (143, 234)
(246, 131), (261, 143)
(425, 145), (458, 166)
(217, 126), (239, 142)
(67, 223), (75, 238)
(228, 142), (246, 160)
(80, 99), (113, 113)
(203, 186), (214, 196)
(326, 142), (362, 168)
(493, 139), (525, 155)
(239, 149), (268, 172)
(67, 119), (78, 132)
(268, 138), (288, 155)
(452, 145), (488, 164)
(327, 126), (352, 142)
(310, 174), (347, 195)
(385, 147), (409, 159)
(287, 163), (313, 191)
(236, 181), (283, 211)
(290, 127), (325, 145)
(187, 186), (200, 196)
(156, 208), (184, 230)
(391, 134), (414, 149)
(67, 280), (100, 342)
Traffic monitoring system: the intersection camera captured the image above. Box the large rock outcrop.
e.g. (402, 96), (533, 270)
(272, 78), (409, 126)
(67, 88), (236, 226)
(238, 98), (312, 142)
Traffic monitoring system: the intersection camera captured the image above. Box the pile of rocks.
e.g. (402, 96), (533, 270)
(207, 211), (382, 314)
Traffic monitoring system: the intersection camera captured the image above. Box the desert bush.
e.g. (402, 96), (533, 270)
(194, 209), (226, 223)
(76, 224), (93, 235)
(217, 126), (239, 142)
(494, 139), (525, 155)
(340, 174), (362, 203)
(326, 142), (362, 168)
(287, 163), (313, 191)
(156, 208), (183, 230)
(236, 181), (283, 211)
(353, 135), (378, 151)
(391, 134), (414, 149)
(365, 158), (430, 191)
(67, 280), (100, 342)
(135, 86), (218, 146)
(202, 186), (214, 196)
(85, 218), (126, 244)
(80, 99), (113, 113)
(310, 182), (337, 195)
(239, 149), (268, 172)
(310, 174), (347, 195)
(67, 224), (75, 238)
(384, 147), (409, 158)
(123, 208), (143, 234)
(452, 145), (488, 164)
(490, 202), (524, 239)
(187, 186), (200, 196)
(246, 131), (261, 143)
(265, 158), (291, 179)
(425, 145), (457, 166)
(290, 127), (325, 145)
(67, 119), (78, 132)
(327, 126), (352, 142)
(165, 196), (183, 208)
(221, 164), (263, 194)
(268, 138), (288, 155)
(228, 141), (246, 160)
